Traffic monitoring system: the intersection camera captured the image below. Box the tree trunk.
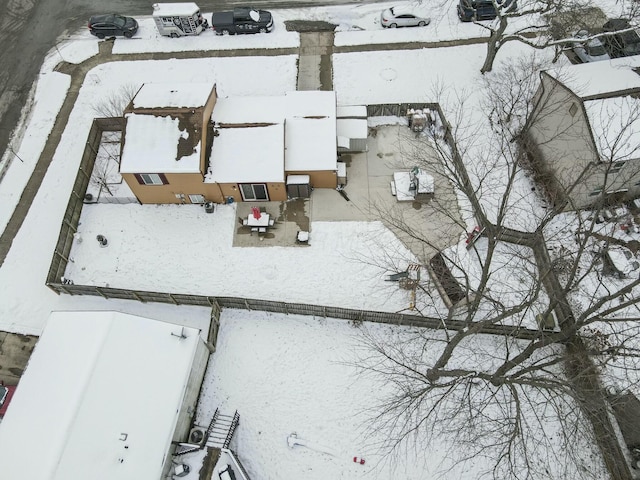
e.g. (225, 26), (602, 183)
(480, 18), (508, 74)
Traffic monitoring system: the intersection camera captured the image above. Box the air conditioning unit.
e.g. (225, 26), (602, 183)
(188, 427), (207, 446)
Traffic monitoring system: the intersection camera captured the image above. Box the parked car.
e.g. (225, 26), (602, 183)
(572, 29), (610, 62)
(602, 18), (640, 58)
(605, 245), (640, 278)
(211, 7), (274, 35)
(0, 382), (16, 418)
(380, 5), (431, 28)
(457, 0), (516, 22)
(88, 14), (138, 39)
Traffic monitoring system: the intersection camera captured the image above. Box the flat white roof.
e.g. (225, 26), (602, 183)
(584, 96), (640, 160)
(152, 2), (200, 16)
(209, 91), (337, 179)
(285, 117), (337, 171)
(547, 56), (640, 99)
(337, 118), (368, 139)
(0, 311), (201, 480)
(336, 105), (367, 118)
(211, 96), (283, 124)
(285, 90), (336, 117)
(207, 124), (285, 183)
(132, 83), (212, 109)
(120, 113), (201, 174)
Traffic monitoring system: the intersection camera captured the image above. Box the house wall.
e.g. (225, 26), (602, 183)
(161, 338), (211, 479)
(173, 339), (210, 441)
(527, 74), (600, 209)
(209, 182), (287, 202)
(123, 172), (207, 204)
(199, 87), (218, 172)
(287, 170), (337, 189)
(528, 73), (640, 209)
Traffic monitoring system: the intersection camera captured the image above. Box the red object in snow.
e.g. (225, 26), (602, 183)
(353, 457), (365, 465)
(465, 225), (482, 244)
(252, 207), (261, 220)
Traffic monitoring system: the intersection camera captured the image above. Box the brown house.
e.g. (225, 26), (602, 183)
(120, 83), (217, 205)
(120, 84), (342, 204)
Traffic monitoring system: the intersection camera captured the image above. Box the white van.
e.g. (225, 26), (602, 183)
(152, 3), (208, 37)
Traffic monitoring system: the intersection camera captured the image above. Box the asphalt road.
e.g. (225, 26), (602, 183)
(0, 0), (387, 173)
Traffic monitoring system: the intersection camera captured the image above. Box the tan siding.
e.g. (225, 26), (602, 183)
(287, 170), (337, 189)
(123, 172), (206, 204)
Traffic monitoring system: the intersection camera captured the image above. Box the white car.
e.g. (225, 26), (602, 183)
(572, 30), (610, 63)
(381, 6), (431, 28)
(605, 245), (639, 278)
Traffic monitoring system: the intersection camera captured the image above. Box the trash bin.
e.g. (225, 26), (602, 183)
(204, 201), (215, 213)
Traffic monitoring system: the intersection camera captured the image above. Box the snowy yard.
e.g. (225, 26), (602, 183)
(191, 309), (605, 479)
(0, 0), (637, 478)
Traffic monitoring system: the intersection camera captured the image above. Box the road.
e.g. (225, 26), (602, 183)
(0, 0), (387, 174)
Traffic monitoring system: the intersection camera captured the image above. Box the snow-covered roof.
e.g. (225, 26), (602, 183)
(546, 56), (640, 99)
(584, 96), (640, 160)
(207, 124), (285, 183)
(132, 83), (213, 109)
(211, 96), (283, 124)
(120, 113), (201, 174)
(212, 91), (336, 124)
(0, 311), (202, 480)
(286, 116), (337, 171)
(209, 91), (337, 178)
(337, 118), (368, 139)
(336, 105), (367, 118)
(152, 2), (200, 16)
(285, 90), (336, 117)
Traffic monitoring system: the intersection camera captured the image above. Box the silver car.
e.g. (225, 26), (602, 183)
(381, 6), (431, 28)
(572, 29), (610, 63)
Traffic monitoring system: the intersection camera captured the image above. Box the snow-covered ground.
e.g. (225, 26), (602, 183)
(192, 309), (605, 480)
(0, 0), (634, 478)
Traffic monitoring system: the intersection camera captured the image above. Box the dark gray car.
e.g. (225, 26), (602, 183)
(603, 18), (640, 57)
(88, 14), (138, 39)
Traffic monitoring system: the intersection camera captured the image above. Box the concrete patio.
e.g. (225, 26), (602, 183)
(232, 124), (463, 264)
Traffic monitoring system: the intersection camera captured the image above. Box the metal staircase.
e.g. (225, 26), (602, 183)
(206, 410), (240, 449)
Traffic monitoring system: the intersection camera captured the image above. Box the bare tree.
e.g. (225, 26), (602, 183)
(92, 84), (139, 118)
(465, 0), (640, 73)
(356, 57), (640, 478)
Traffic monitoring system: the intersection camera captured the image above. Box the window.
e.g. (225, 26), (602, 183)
(135, 173), (167, 185)
(569, 103), (578, 117)
(240, 183), (268, 201)
(189, 194), (205, 204)
(610, 161), (626, 174)
(589, 187), (603, 197)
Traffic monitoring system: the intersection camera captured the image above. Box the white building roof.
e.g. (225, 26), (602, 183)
(285, 90), (336, 117)
(209, 91), (337, 179)
(337, 118), (368, 139)
(0, 311), (202, 480)
(286, 117), (337, 171)
(120, 113), (201, 174)
(132, 83), (213, 110)
(152, 2), (200, 16)
(207, 124), (285, 183)
(546, 56), (640, 99)
(336, 105), (367, 118)
(584, 96), (640, 160)
(211, 96), (283, 124)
